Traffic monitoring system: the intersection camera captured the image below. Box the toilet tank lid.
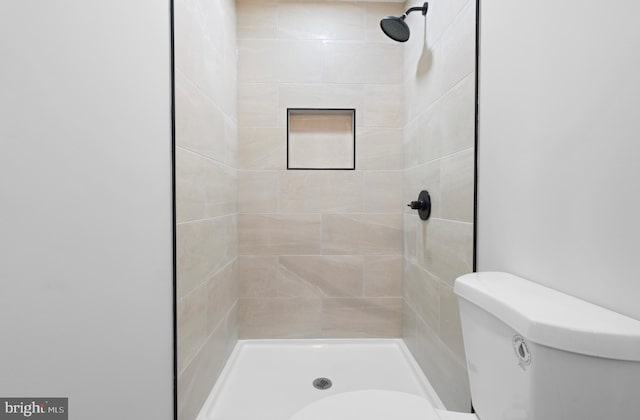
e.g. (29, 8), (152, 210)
(454, 272), (640, 361)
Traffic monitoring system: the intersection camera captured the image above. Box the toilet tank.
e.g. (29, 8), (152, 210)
(454, 272), (640, 420)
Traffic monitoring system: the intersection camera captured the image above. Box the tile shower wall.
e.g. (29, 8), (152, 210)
(175, 0), (238, 419)
(402, 0), (476, 412)
(237, 0), (405, 338)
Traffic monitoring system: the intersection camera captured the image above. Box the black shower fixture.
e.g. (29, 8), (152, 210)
(407, 190), (432, 221)
(380, 2), (428, 42)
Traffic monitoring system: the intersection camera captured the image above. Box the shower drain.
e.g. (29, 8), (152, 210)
(312, 377), (332, 390)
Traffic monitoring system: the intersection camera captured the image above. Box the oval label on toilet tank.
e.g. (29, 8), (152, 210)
(513, 335), (531, 370)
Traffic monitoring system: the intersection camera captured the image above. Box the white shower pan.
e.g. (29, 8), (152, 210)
(195, 339), (445, 420)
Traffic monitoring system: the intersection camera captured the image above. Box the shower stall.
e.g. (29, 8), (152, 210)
(4, 1), (639, 419)
(175, 0), (476, 418)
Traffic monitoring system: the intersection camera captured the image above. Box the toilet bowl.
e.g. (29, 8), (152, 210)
(289, 390), (476, 420)
(293, 272), (640, 420)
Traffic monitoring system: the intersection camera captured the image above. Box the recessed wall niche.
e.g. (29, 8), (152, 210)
(287, 108), (356, 170)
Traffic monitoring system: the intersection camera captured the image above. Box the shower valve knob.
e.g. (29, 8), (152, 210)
(407, 190), (431, 221)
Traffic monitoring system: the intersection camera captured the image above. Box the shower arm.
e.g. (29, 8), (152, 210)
(404, 2), (429, 17)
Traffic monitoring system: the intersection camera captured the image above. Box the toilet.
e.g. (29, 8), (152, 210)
(290, 272), (640, 420)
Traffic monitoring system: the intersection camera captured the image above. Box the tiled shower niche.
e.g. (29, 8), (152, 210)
(287, 108), (356, 170)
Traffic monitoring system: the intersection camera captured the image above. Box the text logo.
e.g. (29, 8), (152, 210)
(0, 399), (67, 419)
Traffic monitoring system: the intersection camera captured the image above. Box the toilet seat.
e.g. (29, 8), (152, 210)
(289, 390), (477, 420)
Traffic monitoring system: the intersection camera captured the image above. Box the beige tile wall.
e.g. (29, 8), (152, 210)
(175, 0), (238, 418)
(402, 0), (476, 412)
(237, 0), (405, 339)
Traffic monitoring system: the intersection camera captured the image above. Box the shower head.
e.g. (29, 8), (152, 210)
(380, 2), (428, 42)
(380, 15), (410, 42)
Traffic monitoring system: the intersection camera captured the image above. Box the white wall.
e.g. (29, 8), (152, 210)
(477, 1), (640, 320)
(0, 1), (174, 419)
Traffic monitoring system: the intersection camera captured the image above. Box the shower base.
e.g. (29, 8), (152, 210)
(195, 339), (444, 420)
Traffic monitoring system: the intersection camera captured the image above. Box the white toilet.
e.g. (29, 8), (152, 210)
(291, 272), (640, 420)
